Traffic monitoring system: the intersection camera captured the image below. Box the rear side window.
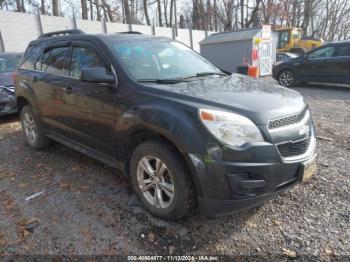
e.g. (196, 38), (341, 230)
(335, 45), (350, 57)
(35, 46), (69, 75)
(19, 44), (42, 70)
(69, 47), (105, 78)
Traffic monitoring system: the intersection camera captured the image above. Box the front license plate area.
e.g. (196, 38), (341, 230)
(301, 155), (317, 183)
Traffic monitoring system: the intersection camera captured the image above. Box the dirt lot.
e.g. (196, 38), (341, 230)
(0, 83), (349, 259)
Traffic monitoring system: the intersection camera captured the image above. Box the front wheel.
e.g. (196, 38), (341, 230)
(129, 140), (195, 220)
(278, 70), (296, 87)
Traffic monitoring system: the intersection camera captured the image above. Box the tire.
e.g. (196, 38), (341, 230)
(278, 69), (296, 87)
(20, 105), (51, 150)
(129, 140), (195, 220)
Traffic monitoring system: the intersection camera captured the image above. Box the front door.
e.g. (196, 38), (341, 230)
(62, 42), (116, 156)
(297, 45), (339, 82)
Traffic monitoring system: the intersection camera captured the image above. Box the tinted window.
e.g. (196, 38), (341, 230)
(19, 44), (42, 70)
(35, 47), (69, 75)
(69, 47), (105, 78)
(308, 46), (335, 59)
(336, 45), (350, 57)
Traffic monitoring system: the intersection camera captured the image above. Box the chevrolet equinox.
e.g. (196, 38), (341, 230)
(15, 30), (317, 220)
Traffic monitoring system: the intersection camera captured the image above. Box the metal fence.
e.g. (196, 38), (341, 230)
(0, 11), (214, 53)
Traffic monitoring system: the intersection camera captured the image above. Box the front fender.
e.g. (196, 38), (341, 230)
(117, 102), (210, 197)
(119, 102), (205, 155)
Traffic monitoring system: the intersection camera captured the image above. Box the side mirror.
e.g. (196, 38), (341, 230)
(80, 67), (116, 84)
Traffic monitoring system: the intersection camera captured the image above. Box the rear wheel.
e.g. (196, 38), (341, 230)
(20, 105), (51, 149)
(130, 140), (195, 220)
(278, 69), (296, 87)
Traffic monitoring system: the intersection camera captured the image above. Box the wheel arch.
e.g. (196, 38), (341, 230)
(123, 127), (203, 198)
(16, 96), (30, 113)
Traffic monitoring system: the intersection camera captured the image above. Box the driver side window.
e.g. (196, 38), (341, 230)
(69, 46), (105, 78)
(308, 46), (335, 59)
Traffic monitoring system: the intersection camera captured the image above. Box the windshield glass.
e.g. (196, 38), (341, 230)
(0, 55), (21, 73)
(109, 39), (221, 81)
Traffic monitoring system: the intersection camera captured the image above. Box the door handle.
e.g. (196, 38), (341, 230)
(64, 86), (72, 94)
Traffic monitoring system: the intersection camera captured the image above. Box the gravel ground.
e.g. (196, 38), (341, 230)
(0, 83), (349, 259)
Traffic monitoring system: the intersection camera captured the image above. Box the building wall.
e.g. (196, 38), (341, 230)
(0, 11), (213, 53)
(200, 39), (253, 73)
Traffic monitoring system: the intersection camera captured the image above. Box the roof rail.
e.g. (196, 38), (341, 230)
(116, 31), (143, 35)
(38, 29), (84, 39)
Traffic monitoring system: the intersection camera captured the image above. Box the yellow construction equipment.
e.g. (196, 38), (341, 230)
(276, 27), (323, 55)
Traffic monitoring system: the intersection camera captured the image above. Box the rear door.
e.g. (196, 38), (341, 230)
(61, 41), (116, 156)
(32, 44), (72, 134)
(297, 45), (339, 82)
(333, 44), (350, 83)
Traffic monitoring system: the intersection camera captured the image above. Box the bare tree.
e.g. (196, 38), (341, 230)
(52, 0), (59, 16)
(81, 0), (88, 19)
(143, 0), (151, 25)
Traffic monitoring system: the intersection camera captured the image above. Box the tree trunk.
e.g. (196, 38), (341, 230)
(89, 0), (93, 20)
(163, 0), (169, 26)
(124, 0), (131, 24)
(101, 0), (114, 22)
(41, 0), (46, 15)
(143, 0), (151, 25)
(240, 0), (244, 29)
(52, 0), (59, 16)
(95, 0), (102, 21)
(213, 0), (217, 31)
(156, 0), (162, 26)
(81, 0), (88, 20)
(169, 0), (174, 27)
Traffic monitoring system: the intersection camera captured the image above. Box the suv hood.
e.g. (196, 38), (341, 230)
(144, 74), (306, 125)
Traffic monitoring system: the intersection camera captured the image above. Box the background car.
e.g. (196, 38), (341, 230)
(273, 41), (350, 87)
(0, 52), (22, 116)
(276, 52), (298, 62)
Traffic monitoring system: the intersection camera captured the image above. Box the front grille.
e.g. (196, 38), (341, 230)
(268, 108), (307, 130)
(277, 137), (311, 158)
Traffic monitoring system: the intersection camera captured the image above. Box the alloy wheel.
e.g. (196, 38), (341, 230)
(279, 70), (294, 87)
(136, 156), (175, 209)
(22, 112), (38, 145)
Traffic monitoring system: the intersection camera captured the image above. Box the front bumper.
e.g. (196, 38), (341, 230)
(197, 153), (316, 216)
(0, 88), (17, 116)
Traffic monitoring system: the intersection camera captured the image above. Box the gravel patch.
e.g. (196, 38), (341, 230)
(0, 83), (349, 258)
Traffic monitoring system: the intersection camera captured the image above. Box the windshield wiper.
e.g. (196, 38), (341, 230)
(180, 72), (227, 80)
(138, 78), (189, 84)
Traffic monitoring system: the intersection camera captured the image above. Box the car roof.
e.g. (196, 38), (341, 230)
(330, 39), (350, 45)
(30, 31), (171, 47)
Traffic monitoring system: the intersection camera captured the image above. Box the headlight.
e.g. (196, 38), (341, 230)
(199, 109), (264, 147)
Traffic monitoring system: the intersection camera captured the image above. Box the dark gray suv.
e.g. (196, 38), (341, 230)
(15, 30), (317, 220)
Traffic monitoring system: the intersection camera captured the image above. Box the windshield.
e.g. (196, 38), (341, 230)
(109, 39), (222, 81)
(0, 55), (21, 73)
